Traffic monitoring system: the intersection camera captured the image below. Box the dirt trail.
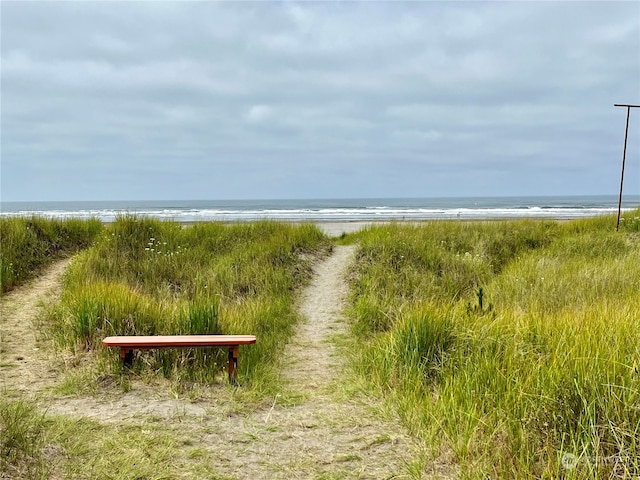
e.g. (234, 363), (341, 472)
(0, 248), (447, 479)
(220, 245), (422, 478)
(287, 245), (357, 390)
(1, 258), (73, 395)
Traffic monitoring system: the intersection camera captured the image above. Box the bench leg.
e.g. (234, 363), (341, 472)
(228, 346), (239, 385)
(120, 348), (134, 367)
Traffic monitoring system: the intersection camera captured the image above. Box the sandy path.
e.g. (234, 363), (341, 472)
(218, 245), (421, 478)
(191, 245), (427, 478)
(287, 245), (357, 389)
(0, 249), (448, 479)
(1, 258), (73, 395)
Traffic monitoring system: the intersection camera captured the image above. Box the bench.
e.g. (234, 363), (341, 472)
(102, 335), (256, 384)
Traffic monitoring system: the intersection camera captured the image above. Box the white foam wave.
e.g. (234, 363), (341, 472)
(0, 205), (629, 222)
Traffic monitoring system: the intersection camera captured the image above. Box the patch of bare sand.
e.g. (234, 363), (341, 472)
(1, 258), (74, 395)
(1, 249), (455, 479)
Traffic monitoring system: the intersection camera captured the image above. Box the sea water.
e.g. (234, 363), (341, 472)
(1, 196), (639, 223)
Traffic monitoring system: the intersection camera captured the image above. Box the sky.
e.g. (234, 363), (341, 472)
(1, 1), (639, 202)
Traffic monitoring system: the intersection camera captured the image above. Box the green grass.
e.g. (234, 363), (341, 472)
(0, 216), (103, 293)
(6, 211), (640, 477)
(345, 209), (640, 478)
(0, 398), (232, 479)
(45, 216), (331, 392)
(0, 399), (47, 478)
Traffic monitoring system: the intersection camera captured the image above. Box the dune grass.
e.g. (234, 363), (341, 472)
(45, 216), (331, 390)
(0, 399), (47, 479)
(345, 210), (640, 478)
(6, 211), (640, 478)
(0, 397), (229, 479)
(3, 216), (330, 478)
(0, 216), (103, 293)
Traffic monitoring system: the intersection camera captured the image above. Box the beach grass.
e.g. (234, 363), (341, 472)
(5, 210), (640, 477)
(45, 216), (331, 390)
(345, 209), (640, 478)
(0, 397), (227, 479)
(0, 216), (103, 293)
(0, 399), (47, 478)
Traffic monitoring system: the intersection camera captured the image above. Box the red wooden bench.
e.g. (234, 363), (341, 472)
(102, 335), (256, 384)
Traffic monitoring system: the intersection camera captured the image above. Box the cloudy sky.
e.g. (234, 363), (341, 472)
(2, 1), (639, 202)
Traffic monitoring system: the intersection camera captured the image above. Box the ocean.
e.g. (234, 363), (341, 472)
(1, 196), (639, 223)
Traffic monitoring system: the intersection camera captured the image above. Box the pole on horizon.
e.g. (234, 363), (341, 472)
(614, 104), (640, 231)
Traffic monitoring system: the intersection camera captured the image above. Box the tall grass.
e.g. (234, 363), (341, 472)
(0, 216), (103, 293)
(0, 399), (47, 478)
(348, 220), (558, 334)
(47, 216), (331, 388)
(346, 210), (640, 478)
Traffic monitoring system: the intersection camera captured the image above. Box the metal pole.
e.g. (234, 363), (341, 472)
(616, 106), (630, 231)
(614, 104), (640, 231)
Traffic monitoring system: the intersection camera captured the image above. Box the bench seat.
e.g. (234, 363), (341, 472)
(102, 335), (256, 383)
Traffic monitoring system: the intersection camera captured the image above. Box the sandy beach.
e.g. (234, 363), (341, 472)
(312, 221), (374, 236)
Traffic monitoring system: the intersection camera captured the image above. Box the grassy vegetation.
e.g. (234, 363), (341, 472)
(3, 216), (331, 478)
(0, 398), (231, 479)
(45, 216), (331, 390)
(0, 399), (47, 478)
(0, 216), (103, 293)
(345, 210), (640, 479)
(6, 211), (640, 478)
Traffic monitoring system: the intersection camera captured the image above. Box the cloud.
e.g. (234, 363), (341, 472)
(246, 105), (273, 123)
(1, 1), (638, 201)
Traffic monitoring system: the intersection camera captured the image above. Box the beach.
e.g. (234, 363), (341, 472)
(310, 221), (371, 236)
